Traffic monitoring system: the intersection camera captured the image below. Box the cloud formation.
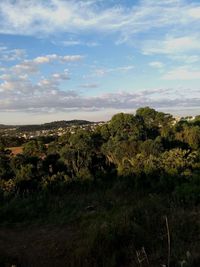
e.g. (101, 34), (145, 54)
(149, 61), (164, 68)
(92, 65), (134, 77)
(162, 66), (200, 80)
(5, 54), (84, 75)
(0, 50), (199, 114)
(0, 70), (199, 113)
(0, 53), (80, 95)
(142, 36), (200, 55)
(0, 0), (199, 43)
(0, 46), (26, 61)
(80, 83), (99, 89)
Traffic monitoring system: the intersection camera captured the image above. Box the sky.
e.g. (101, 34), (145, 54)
(0, 0), (200, 124)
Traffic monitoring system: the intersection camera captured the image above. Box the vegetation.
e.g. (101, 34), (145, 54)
(0, 107), (200, 267)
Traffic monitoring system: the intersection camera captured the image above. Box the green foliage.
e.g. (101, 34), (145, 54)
(139, 137), (164, 156)
(0, 107), (200, 266)
(109, 112), (145, 140)
(0, 146), (13, 180)
(23, 140), (46, 157)
(136, 106), (174, 139)
(15, 164), (40, 194)
(0, 107), (199, 201)
(0, 136), (25, 147)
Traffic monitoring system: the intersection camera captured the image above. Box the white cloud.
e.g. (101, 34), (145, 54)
(93, 65), (134, 77)
(61, 40), (99, 47)
(34, 56), (51, 64)
(12, 61), (39, 74)
(46, 69), (70, 84)
(61, 55), (84, 62)
(94, 68), (108, 77)
(0, 74), (33, 93)
(0, 1), (199, 71)
(116, 66), (134, 72)
(0, 69), (199, 113)
(34, 54), (84, 64)
(162, 66), (200, 80)
(52, 71), (70, 80)
(0, 0), (199, 43)
(10, 54), (83, 74)
(61, 40), (82, 46)
(142, 36), (200, 55)
(169, 54), (200, 63)
(0, 47), (26, 62)
(80, 83), (99, 89)
(149, 61), (164, 68)
(188, 7), (200, 19)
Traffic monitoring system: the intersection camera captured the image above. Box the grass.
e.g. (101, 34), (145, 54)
(0, 178), (199, 267)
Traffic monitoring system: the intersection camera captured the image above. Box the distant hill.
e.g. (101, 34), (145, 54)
(0, 120), (94, 131)
(0, 124), (15, 129)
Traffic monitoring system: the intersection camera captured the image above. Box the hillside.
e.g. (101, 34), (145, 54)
(0, 120), (93, 131)
(0, 180), (199, 267)
(0, 107), (199, 267)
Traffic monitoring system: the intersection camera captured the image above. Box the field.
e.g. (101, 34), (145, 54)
(9, 147), (23, 155)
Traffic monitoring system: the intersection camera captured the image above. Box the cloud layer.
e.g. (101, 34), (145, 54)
(0, 0), (199, 41)
(0, 68), (199, 113)
(0, 49), (199, 114)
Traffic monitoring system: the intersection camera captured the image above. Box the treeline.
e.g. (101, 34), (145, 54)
(0, 136), (25, 147)
(17, 119), (93, 131)
(0, 119), (93, 132)
(0, 107), (200, 204)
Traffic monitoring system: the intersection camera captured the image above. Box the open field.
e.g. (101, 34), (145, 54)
(8, 147), (23, 156)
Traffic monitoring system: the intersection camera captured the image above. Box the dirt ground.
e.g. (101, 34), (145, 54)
(8, 147), (23, 156)
(0, 225), (78, 267)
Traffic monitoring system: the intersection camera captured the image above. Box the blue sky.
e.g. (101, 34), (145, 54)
(0, 0), (200, 124)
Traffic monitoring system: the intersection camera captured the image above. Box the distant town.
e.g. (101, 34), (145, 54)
(0, 120), (106, 139)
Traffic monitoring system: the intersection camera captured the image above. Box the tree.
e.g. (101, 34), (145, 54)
(136, 107), (174, 139)
(184, 126), (200, 150)
(102, 138), (139, 175)
(60, 130), (96, 179)
(109, 113), (145, 141)
(139, 137), (164, 156)
(42, 153), (66, 175)
(161, 148), (198, 176)
(15, 164), (39, 194)
(23, 140), (46, 157)
(0, 145), (13, 180)
(99, 124), (110, 141)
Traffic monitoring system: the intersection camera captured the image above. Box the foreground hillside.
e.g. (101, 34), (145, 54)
(0, 107), (200, 267)
(0, 181), (199, 267)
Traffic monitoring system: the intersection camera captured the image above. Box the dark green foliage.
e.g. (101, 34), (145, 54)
(23, 140), (46, 157)
(0, 107), (199, 200)
(0, 136), (25, 147)
(0, 146), (13, 180)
